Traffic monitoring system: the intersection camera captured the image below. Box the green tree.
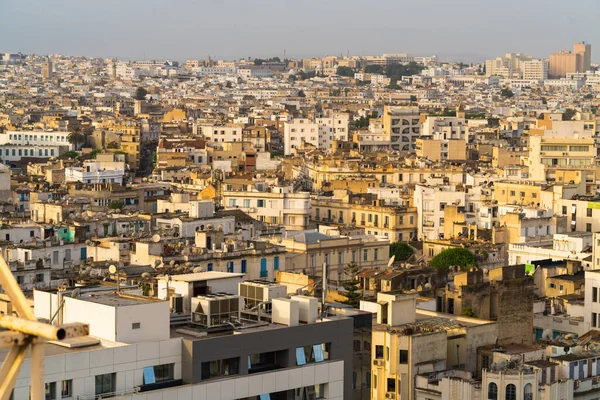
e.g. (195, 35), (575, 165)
(364, 65), (384, 74)
(500, 88), (514, 98)
(389, 242), (414, 262)
(386, 83), (401, 90)
(62, 151), (79, 159)
(336, 66), (355, 77)
(410, 95), (418, 102)
(430, 248), (476, 271)
(297, 90), (306, 98)
(562, 108), (577, 121)
(88, 149), (101, 159)
(67, 126), (85, 149)
(108, 200), (124, 210)
(342, 262), (361, 307)
(461, 306), (477, 318)
(134, 86), (148, 100)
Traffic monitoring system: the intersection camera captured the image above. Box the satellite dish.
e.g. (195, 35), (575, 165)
(542, 329), (553, 340)
(424, 283), (432, 290)
(108, 265), (117, 274)
(152, 234), (161, 243)
(387, 255), (396, 268)
(154, 260), (161, 267)
(564, 346), (570, 353)
(141, 272), (151, 279)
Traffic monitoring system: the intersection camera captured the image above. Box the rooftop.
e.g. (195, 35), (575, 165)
(158, 271), (245, 282)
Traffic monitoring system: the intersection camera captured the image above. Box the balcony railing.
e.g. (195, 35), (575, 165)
(77, 387), (140, 400)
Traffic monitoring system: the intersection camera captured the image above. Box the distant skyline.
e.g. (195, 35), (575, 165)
(1, 0), (599, 63)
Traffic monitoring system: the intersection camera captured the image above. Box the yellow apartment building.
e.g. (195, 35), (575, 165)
(311, 197), (418, 242)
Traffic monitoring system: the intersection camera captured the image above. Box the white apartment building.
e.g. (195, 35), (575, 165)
(414, 184), (467, 240)
(65, 160), (126, 185)
(199, 125), (243, 143)
(485, 53), (533, 78)
(585, 270), (600, 330)
(0, 131), (71, 147)
(12, 281), (352, 400)
(223, 184), (311, 231)
(522, 60), (549, 80)
(316, 114), (350, 150)
(421, 116), (468, 140)
(508, 232), (592, 266)
(283, 118), (319, 155)
(237, 67), (273, 78)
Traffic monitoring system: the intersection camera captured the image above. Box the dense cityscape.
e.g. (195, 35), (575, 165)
(0, 40), (599, 400)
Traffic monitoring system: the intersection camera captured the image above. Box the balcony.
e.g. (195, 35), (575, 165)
(76, 387), (140, 400)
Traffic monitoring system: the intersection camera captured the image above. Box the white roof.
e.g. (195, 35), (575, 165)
(159, 271), (244, 282)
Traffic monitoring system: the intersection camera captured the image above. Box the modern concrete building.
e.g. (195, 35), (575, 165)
(13, 281), (355, 400)
(382, 105), (421, 152)
(522, 59), (549, 80)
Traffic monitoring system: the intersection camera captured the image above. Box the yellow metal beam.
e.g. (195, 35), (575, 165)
(0, 314), (67, 341)
(0, 342), (30, 400)
(0, 255), (35, 320)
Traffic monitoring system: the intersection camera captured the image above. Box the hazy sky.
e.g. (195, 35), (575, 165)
(1, 0), (599, 63)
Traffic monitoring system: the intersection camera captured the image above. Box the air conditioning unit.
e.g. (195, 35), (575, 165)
(373, 359), (384, 366)
(574, 380), (580, 389)
(385, 393), (396, 399)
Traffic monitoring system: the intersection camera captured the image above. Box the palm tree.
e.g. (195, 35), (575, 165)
(67, 126), (85, 149)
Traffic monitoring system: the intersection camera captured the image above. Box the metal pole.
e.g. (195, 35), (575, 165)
(31, 340), (45, 400)
(0, 314), (67, 341)
(0, 343), (29, 400)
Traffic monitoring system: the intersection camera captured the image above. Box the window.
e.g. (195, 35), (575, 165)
(373, 374), (377, 389)
(587, 223), (592, 232)
(352, 251), (357, 263)
(132, 322), (141, 329)
(45, 382), (56, 400)
(399, 350), (408, 364)
(387, 378), (396, 392)
(201, 358), (240, 380)
(488, 382), (498, 400)
(257, 199), (266, 208)
(260, 258), (267, 277)
(95, 373), (116, 396)
(510, 191), (515, 197)
(338, 252), (343, 265)
(588, 209), (593, 217)
(363, 250), (368, 261)
(61, 380), (72, 397)
(241, 260), (247, 274)
(273, 256), (279, 271)
(243, 199), (251, 208)
(374, 249), (379, 260)
(154, 363), (174, 383)
(36, 273), (44, 283)
(593, 287), (598, 303)
(505, 384), (516, 400)
(375, 345), (384, 359)
(353, 340), (361, 352)
(562, 206), (567, 215)
(592, 312), (597, 328)
(524, 383), (533, 400)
